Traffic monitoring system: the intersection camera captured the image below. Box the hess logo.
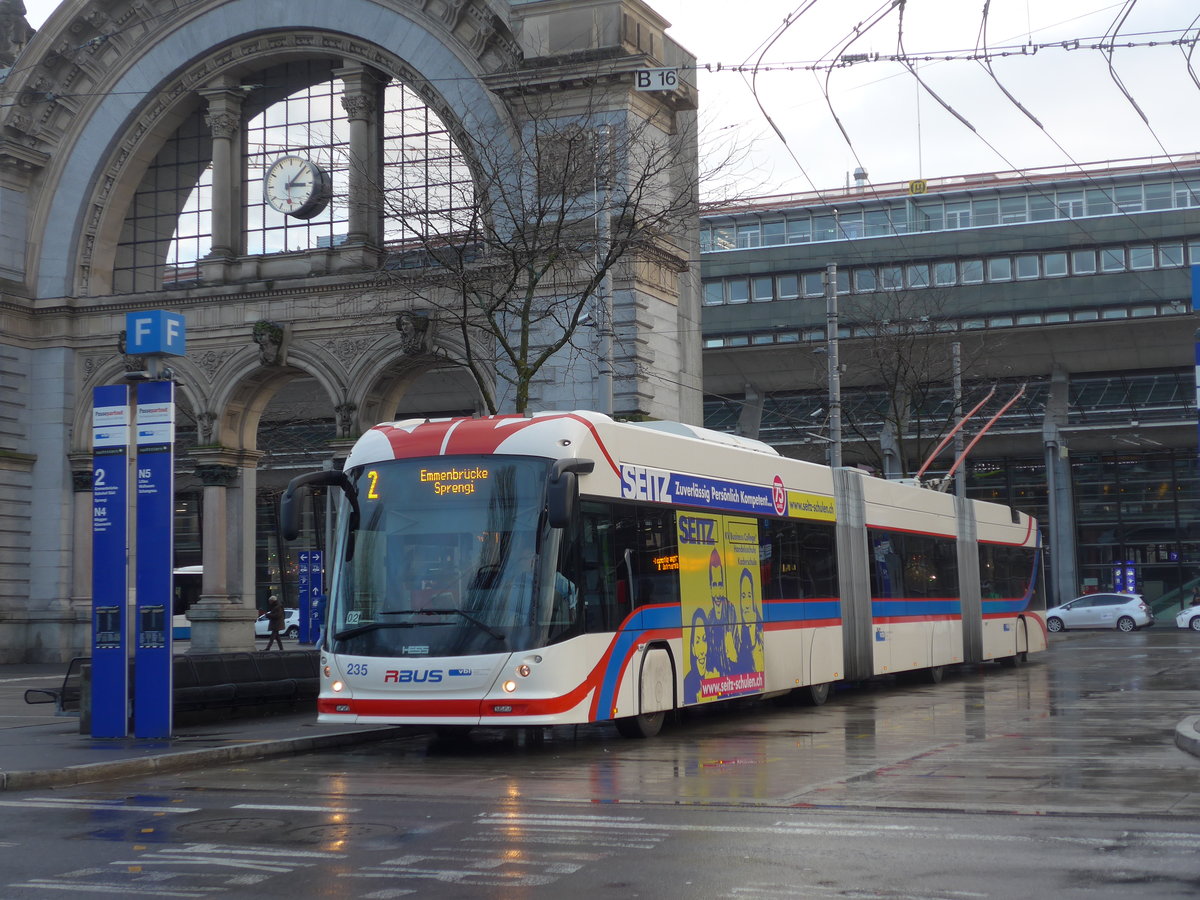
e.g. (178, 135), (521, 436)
(384, 669), (444, 683)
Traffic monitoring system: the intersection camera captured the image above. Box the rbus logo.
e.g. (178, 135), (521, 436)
(384, 669), (444, 683)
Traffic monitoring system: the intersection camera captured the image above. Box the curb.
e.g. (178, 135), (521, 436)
(1175, 715), (1200, 759)
(0, 725), (407, 792)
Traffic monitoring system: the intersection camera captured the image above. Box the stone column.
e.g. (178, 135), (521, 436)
(198, 80), (245, 282)
(187, 449), (256, 652)
(334, 63), (385, 267)
(67, 453), (95, 623)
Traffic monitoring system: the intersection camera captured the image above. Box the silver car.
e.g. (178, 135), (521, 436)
(1175, 604), (1200, 631)
(1045, 593), (1153, 633)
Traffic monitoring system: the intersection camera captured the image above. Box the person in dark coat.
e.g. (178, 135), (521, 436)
(264, 594), (285, 651)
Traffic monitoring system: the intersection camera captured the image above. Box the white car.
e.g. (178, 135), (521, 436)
(1045, 593), (1153, 633)
(254, 608), (300, 640)
(1175, 605), (1200, 631)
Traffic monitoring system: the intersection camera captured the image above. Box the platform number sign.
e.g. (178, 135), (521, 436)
(635, 67), (678, 91)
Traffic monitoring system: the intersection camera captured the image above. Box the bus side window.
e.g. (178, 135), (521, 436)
(580, 502), (624, 632)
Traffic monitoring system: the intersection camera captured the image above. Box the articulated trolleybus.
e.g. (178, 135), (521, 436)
(281, 411), (1045, 738)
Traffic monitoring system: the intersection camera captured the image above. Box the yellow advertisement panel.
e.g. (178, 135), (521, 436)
(787, 490), (836, 521)
(678, 512), (766, 704)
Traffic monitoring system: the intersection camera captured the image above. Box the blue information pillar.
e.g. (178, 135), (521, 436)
(298, 550), (323, 644)
(134, 380), (175, 737)
(91, 385), (131, 738)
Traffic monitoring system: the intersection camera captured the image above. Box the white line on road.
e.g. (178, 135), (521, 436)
(232, 803), (360, 812)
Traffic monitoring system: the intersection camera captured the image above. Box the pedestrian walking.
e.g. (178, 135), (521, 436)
(264, 594), (285, 651)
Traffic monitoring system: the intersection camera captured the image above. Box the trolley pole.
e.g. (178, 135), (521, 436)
(952, 341), (965, 496)
(825, 263), (842, 470)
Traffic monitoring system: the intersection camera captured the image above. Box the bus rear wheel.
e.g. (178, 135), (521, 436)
(797, 681), (831, 706)
(615, 710), (665, 739)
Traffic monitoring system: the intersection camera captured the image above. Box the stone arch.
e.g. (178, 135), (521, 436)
(4, 0), (521, 299)
(206, 345), (345, 452)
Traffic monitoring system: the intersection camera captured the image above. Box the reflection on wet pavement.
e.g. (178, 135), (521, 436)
(305, 628), (1200, 817)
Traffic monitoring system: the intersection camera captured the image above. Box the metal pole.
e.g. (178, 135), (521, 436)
(596, 124), (613, 416)
(825, 263), (842, 469)
(952, 341), (965, 497)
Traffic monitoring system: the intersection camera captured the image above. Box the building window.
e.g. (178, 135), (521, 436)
(727, 335), (750, 346)
(1113, 185), (1142, 213)
(1159, 244), (1184, 267)
(987, 257), (1013, 281)
(999, 196), (1027, 224)
(1029, 194), (1056, 221)
(777, 331), (800, 343)
(934, 262), (956, 286)
(812, 215), (837, 241)
(752, 333), (774, 345)
(973, 199), (998, 227)
(1086, 189), (1114, 216)
(1015, 255), (1039, 279)
(1189, 240), (1200, 264)
(1045, 311), (1071, 323)
(960, 259), (984, 283)
(907, 264), (930, 288)
(1128, 246), (1154, 270)
(854, 268), (877, 292)
(915, 203), (943, 232)
(944, 201), (970, 229)
(704, 337), (725, 348)
(787, 218), (811, 243)
(1100, 248), (1125, 272)
(752, 276), (774, 301)
(1144, 182), (1172, 210)
(803, 272), (824, 297)
(762, 221), (786, 246)
(1056, 191), (1084, 218)
(728, 278), (750, 303)
(699, 227), (712, 253)
(736, 223), (761, 248)
(1072, 250), (1097, 274)
(777, 274), (799, 299)
(711, 225), (735, 251)
(703, 281), (725, 306)
(865, 209), (892, 236)
(880, 266), (903, 290)
(1044, 252), (1067, 277)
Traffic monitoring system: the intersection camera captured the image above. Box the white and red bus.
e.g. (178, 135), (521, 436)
(281, 411), (1045, 738)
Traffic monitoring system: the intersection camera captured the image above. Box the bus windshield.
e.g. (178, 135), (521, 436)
(329, 455), (565, 658)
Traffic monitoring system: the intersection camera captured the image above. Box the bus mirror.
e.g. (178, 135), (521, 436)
(547, 458), (594, 529)
(280, 469), (359, 541)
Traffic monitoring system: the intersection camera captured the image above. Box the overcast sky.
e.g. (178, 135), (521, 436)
(20, 0), (1200, 194)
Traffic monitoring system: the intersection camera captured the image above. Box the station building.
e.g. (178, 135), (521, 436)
(0, 0), (700, 662)
(699, 156), (1200, 610)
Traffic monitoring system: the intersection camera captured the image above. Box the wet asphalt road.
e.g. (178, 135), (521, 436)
(2, 627), (1199, 898)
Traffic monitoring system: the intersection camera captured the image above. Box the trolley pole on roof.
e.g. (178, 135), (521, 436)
(952, 342), (965, 497)
(825, 263), (842, 469)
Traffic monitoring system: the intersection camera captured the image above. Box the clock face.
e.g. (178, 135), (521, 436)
(263, 155), (331, 219)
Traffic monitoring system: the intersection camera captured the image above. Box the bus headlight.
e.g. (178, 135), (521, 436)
(517, 664), (531, 678)
(331, 680), (346, 693)
(502, 680), (517, 693)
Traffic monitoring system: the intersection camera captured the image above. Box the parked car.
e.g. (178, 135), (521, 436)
(1045, 593), (1153, 633)
(1175, 604), (1200, 631)
(254, 608), (299, 639)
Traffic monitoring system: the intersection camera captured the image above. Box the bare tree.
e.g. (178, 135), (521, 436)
(834, 286), (998, 478)
(360, 82), (743, 415)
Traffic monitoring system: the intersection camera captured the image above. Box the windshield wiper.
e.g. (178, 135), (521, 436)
(382, 607), (505, 641)
(332, 620), (417, 641)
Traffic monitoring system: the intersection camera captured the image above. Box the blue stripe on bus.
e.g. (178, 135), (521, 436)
(872, 599), (962, 618)
(595, 605), (682, 718)
(982, 598), (1031, 615)
(764, 599), (842, 622)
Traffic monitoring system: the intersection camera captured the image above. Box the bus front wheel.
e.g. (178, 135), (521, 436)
(615, 710), (665, 739)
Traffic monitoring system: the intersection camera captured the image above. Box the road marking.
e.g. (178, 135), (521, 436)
(230, 811), (357, 816)
(0, 799), (199, 814)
